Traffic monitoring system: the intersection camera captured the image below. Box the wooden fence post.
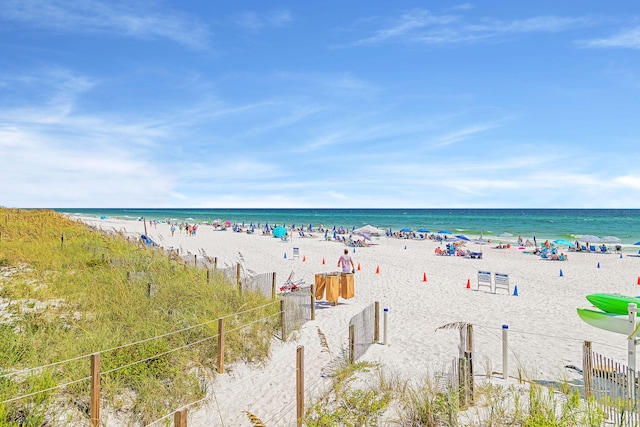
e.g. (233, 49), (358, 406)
(310, 284), (316, 321)
(296, 346), (305, 427)
(374, 301), (380, 342)
(458, 356), (469, 410)
(206, 269), (211, 283)
(214, 257), (217, 270)
(174, 407), (187, 427)
(466, 324), (474, 400)
(272, 272), (277, 300)
(349, 324), (355, 364)
(281, 299), (287, 342)
(236, 263), (241, 293)
(217, 318), (225, 374)
(90, 353), (100, 427)
(583, 341), (593, 398)
(465, 350), (474, 404)
(194, 254), (197, 268)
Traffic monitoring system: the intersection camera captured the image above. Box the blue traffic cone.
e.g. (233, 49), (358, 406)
(284, 252), (287, 259)
(560, 269), (564, 277)
(513, 285), (519, 296)
(404, 245), (407, 250)
(620, 253), (623, 259)
(353, 248), (356, 253)
(597, 262), (600, 269)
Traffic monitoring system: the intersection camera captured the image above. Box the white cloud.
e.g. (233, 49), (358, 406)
(350, 10), (595, 46)
(0, 0), (210, 49)
(580, 28), (640, 49)
(237, 9), (292, 31)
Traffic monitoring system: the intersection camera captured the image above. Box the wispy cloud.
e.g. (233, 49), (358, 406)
(0, 0), (210, 49)
(350, 9), (595, 46)
(579, 27), (640, 49)
(237, 9), (293, 31)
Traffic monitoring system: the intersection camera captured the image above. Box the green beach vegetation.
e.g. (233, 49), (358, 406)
(0, 208), (279, 425)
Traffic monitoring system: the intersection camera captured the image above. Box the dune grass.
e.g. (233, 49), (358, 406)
(0, 208), (279, 425)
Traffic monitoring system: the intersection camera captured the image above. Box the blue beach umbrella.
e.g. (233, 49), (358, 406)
(455, 235), (470, 241)
(400, 228), (412, 232)
(553, 239), (574, 246)
(417, 228), (430, 233)
(438, 230), (452, 235)
(635, 242), (640, 246)
(273, 227), (287, 238)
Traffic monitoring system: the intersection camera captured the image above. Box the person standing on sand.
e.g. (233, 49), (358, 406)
(338, 248), (355, 273)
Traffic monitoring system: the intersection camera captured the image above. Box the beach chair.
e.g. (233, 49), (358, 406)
(494, 273), (510, 295)
(589, 245), (596, 252)
(581, 245), (587, 251)
(477, 271), (492, 292)
(293, 247), (300, 260)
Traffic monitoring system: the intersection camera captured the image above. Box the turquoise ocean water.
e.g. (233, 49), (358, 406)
(55, 208), (640, 245)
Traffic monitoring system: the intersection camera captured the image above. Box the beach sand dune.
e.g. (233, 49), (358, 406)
(85, 218), (633, 425)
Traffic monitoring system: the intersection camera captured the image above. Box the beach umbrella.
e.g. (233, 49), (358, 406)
(499, 232), (514, 237)
(634, 242), (640, 246)
(455, 235), (470, 241)
(600, 236), (621, 243)
(553, 239), (574, 246)
(417, 228), (430, 233)
(438, 230), (452, 235)
(581, 235), (601, 242)
(399, 228), (412, 233)
(273, 227), (287, 238)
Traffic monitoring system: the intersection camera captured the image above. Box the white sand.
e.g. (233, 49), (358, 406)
(81, 217), (637, 426)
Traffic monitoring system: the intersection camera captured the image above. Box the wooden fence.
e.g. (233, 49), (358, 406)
(348, 301), (379, 363)
(583, 341), (640, 426)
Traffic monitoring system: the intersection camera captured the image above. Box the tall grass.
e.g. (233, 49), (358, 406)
(0, 209), (279, 425)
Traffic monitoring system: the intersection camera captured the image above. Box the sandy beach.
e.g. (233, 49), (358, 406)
(80, 217), (638, 426)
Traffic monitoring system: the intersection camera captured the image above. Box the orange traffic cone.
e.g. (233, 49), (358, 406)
(423, 273), (428, 282)
(322, 258), (325, 265)
(375, 266), (380, 274)
(357, 263), (361, 271)
(303, 255), (306, 262)
(466, 278), (471, 289)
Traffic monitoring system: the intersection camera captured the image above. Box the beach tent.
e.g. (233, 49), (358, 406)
(273, 227), (287, 238)
(353, 225), (385, 236)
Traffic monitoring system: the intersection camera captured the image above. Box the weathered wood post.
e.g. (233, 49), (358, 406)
(374, 301), (380, 342)
(217, 318), (225, 374)
(281, 299), (287, 342)
(174, 407), (187, 427)
(236, 263), (241, 293)
(90, 353), (100, 427)
(310, 284), (316, 321)
(583, 341), (593, 398)
(349, 324), (355, 364)
(272, 272), (277, 300)
(296, 346), (305, 427)
(502, 324), (509, 380)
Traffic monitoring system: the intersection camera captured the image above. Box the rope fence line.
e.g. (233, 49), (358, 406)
(143, 395), (211, 427)
(0, 353), (91, 380)
(474, 323), (627, 351)
(1, 309), (282, 407)
(0, 375), (91, 405)
(224, 311), (282, 335)
(0, 300), (280, 381)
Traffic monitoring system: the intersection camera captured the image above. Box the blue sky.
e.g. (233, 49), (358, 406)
(1, 1), (640, 208)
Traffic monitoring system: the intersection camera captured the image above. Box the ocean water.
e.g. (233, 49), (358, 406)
(55, 208), (640, 245)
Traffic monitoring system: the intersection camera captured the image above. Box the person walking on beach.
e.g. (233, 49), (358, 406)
(338, 248), (355, 273)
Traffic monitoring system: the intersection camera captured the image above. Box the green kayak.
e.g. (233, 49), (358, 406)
(586, 293), (640, 315)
